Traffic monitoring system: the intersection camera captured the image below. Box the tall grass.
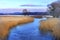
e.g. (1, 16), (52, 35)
(40, 18), (60, 40)
(0, 16), (34, 40)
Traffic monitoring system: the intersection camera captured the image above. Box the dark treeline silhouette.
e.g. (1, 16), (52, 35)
(0, 12), (49, 15)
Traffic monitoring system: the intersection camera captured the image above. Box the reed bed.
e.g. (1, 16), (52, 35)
(40, 18), (60, 40)
(0, 16), (34, 40)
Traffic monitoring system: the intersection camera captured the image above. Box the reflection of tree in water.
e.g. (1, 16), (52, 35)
(47, 1), (60, 18)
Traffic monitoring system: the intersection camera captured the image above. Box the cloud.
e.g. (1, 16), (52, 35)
(0, 0), (57, 8)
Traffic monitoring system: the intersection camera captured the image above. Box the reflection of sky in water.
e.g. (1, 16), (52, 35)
(0, 0), (57, 8)
(8, 18), (54, 40)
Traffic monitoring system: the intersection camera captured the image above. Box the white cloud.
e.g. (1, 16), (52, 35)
(0, 0), (57, 8)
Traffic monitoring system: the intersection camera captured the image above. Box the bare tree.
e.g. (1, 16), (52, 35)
(23, 9), (29, 16)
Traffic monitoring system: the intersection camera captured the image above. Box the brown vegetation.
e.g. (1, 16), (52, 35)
(40, 18), (60, 40)
(0, 16), (34, 40)
(30, 15), (42, 18)
(40, 18), (59, 32)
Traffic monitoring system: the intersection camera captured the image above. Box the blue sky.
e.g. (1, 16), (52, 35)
(0, 0), (57, 9)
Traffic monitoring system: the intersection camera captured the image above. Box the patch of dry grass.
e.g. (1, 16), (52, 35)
(0, 16), (34, 40)
(40, 18), (59, 32)
(30, 15), (42, 18)
(40, 18), (60, 40)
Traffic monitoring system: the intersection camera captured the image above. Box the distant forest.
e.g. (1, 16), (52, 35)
(0, 12), (49, 15)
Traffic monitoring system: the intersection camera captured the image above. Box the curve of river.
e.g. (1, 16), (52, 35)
(8, 18), (54, 40)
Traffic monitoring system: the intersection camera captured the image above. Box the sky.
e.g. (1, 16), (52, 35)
(0, 0), (57, 9)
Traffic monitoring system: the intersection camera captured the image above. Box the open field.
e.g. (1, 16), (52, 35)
(0, 16), (34, 40)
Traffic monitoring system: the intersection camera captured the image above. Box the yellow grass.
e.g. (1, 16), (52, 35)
(40, 18), (60, 40)
(40, 18), (60, 32)
(52, 22), (60, 39)
(0, 16), (34, 40)
(52, 27), (60, 39)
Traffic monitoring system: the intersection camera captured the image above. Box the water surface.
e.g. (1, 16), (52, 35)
(8, 18), (53, 40)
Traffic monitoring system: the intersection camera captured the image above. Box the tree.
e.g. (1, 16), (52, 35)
(47, 1), (60, 18)
(23, 9), (29, 16)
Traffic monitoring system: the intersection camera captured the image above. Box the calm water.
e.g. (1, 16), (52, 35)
(8, 18), (53, 40)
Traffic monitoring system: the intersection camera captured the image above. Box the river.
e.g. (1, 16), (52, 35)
(8, 18), (53, 40)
